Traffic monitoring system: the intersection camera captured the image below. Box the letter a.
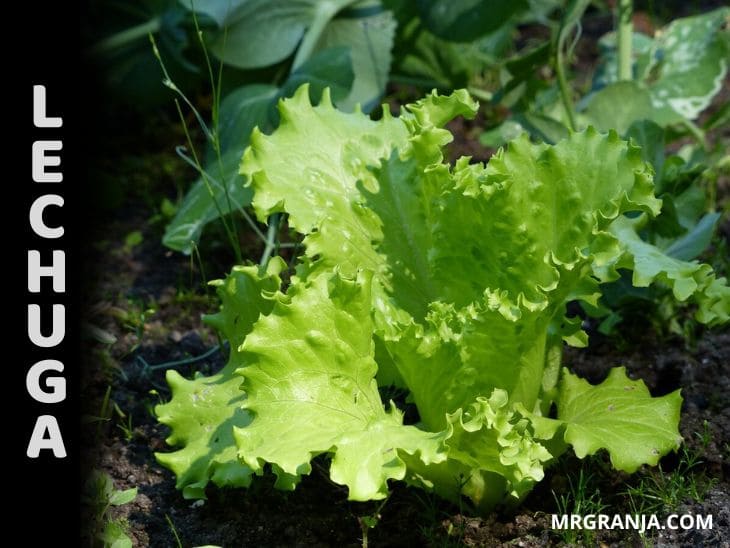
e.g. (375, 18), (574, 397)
(26, 415), (66, 458)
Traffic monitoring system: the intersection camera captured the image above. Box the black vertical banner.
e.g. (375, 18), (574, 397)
(12, 3), (80, 543)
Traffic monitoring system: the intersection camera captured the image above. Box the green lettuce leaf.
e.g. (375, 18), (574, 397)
(557, 368), (682, 472)
(400, 390), (553, 512)
(241, 84), (410, 277)
(525, 367), (683, 473)
(363, 128), (663, 426)
(163, 50), (356, 254)
(235, 269), (448, 500)
(609, 214), (730, 326)
(155, 258), (285, 498)
(443, 391), (552, 509)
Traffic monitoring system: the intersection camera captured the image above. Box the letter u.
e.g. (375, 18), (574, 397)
(28, 304), (65, 347)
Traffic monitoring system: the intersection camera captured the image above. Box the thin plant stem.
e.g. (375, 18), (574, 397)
(292, 1), (348, 69)
(136, 344), (223, 372)
(191, 10), (241, 250)
(192, 10), (220, 150)
(617, 0), (633, 81)
(172, 145), (278, 246)
(172, 102), (243, 263)
(96, 386), (112, 441)
(554, 0), (590, 131)
(191, 242), (209, 293)
(556, 47), (577, 131)
(165, 514), (183, 548)
(150, 35), (214, 143)
(259, 213), (281, 268)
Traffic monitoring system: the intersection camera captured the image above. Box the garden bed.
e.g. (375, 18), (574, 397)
(80, 108), (729, 546)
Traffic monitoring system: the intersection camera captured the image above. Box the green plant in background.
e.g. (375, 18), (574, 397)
(482, 5), (729, 144)
(155, 88), (729, 512)
(581, 5), (729, 336)
(86, 0), (203, 109)
(385, 0), (535, 96)
(586, 7), (729, 134)
(114, 299), (156, 352)
(180, 0), (395, 110)
(479, 3), (730, 337)
(82, 471), (138, 548)
(161, 0), (398, 255)
(583, 122), (729, 337)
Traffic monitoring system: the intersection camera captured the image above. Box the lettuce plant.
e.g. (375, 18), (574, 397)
(156, 87), (729, 511)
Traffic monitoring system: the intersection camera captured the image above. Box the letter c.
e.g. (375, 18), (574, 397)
(30, 194), (64, 238)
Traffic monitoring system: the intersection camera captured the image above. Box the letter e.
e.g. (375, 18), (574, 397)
(32, 141), (63, 182)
